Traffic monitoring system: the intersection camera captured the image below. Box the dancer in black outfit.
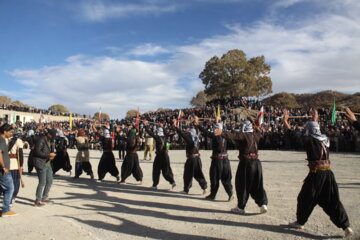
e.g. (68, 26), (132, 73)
(221, 120), (268, 214)
(120, 127), (143, 184)
(172, 119), (207, 194)
(143, 120), (176, 189)
(96, 124), (120, 182)
(284, 109), (353, 238)
(194, 116), (233, 201)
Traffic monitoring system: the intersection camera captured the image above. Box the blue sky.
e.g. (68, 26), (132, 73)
(0, 0), (359, 118)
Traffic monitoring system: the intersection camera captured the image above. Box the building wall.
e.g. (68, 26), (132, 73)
(0, 109), (85, 123)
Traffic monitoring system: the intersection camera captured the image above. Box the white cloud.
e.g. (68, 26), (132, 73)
(10, 56), (192, 118)
(273, 0), (308, 8)
(79, 0), (177, 22)
(127, 43), (170, 56)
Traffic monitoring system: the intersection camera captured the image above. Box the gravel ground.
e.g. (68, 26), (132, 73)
(1, 149), (359, 240)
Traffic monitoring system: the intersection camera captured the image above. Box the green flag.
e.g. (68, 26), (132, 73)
(331, 101), (337, 124)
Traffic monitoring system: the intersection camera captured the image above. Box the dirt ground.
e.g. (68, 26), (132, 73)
(1, 149), (359, 240)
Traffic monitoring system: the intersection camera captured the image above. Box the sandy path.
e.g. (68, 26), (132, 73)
(1, 149), (359, 240)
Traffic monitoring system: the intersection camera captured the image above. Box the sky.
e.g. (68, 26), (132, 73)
(0, 0), (359, 119)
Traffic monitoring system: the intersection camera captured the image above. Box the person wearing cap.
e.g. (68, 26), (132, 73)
(143, 120), (176, 189)
(194, 117), (233, 201)
(120, 127), (143, 184)
(221, 119), (268, 214)
(95, 123), (120, 182)
(0, 124), (18, 216)
(172, 119), (207, 195)
(284, 109), (353, 237)
(32, 128), (57, 206)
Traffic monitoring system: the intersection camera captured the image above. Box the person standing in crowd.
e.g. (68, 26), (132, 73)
(0, 124), (17, 217)
(194, 117), (233, 201)
(143, 131), (154, 161)
(143, 120), (176, 189)
(7, 130), (24, 205)
(172, 119), (207, 195)
(74, 129), (94, 179)
(52, 128), (72, 175)
(33, 128), (57, 206)
(120, 127), (143, 184)
(116, 129), (127, 160)
(283, 109), (353, 237)
(345, 107), (360, 131)
(96, 123), (120, 182)
(26, 129), (36, 174)
(222, 120), (268, 214)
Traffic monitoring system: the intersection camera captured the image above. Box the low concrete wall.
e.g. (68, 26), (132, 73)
(0, 109), (85, 123)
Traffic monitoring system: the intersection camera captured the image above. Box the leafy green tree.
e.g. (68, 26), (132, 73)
(93, 112), (110, 120)
(190, 90), (210, 107)
(0, 96), (12, 105)
(11, 100), (28, 107)
(48, 104), (69, 113)
(126, 110), (138, 119)
(156, 108), (171, 112)
(199, 49), (272, 98)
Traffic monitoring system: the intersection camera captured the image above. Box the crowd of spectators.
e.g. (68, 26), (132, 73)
(3, 97), (360, 153)
(137, 98), (360, 152)
(0, 104), (86, 118)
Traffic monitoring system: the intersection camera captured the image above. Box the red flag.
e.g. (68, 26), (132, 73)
(135, 107), (140, 130)
(111, 132), (115, 149)
(177, 110), (182, 128)
(255, 106), (264, 127)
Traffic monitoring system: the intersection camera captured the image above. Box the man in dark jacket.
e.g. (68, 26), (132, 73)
(33, 128), (57, 206)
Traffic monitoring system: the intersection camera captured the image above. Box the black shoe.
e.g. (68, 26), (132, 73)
(205, 195), (215, 200)
(116, 176), (121, 183)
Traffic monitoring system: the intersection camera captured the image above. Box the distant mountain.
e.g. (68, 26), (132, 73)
(262, 90), (360, 111)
